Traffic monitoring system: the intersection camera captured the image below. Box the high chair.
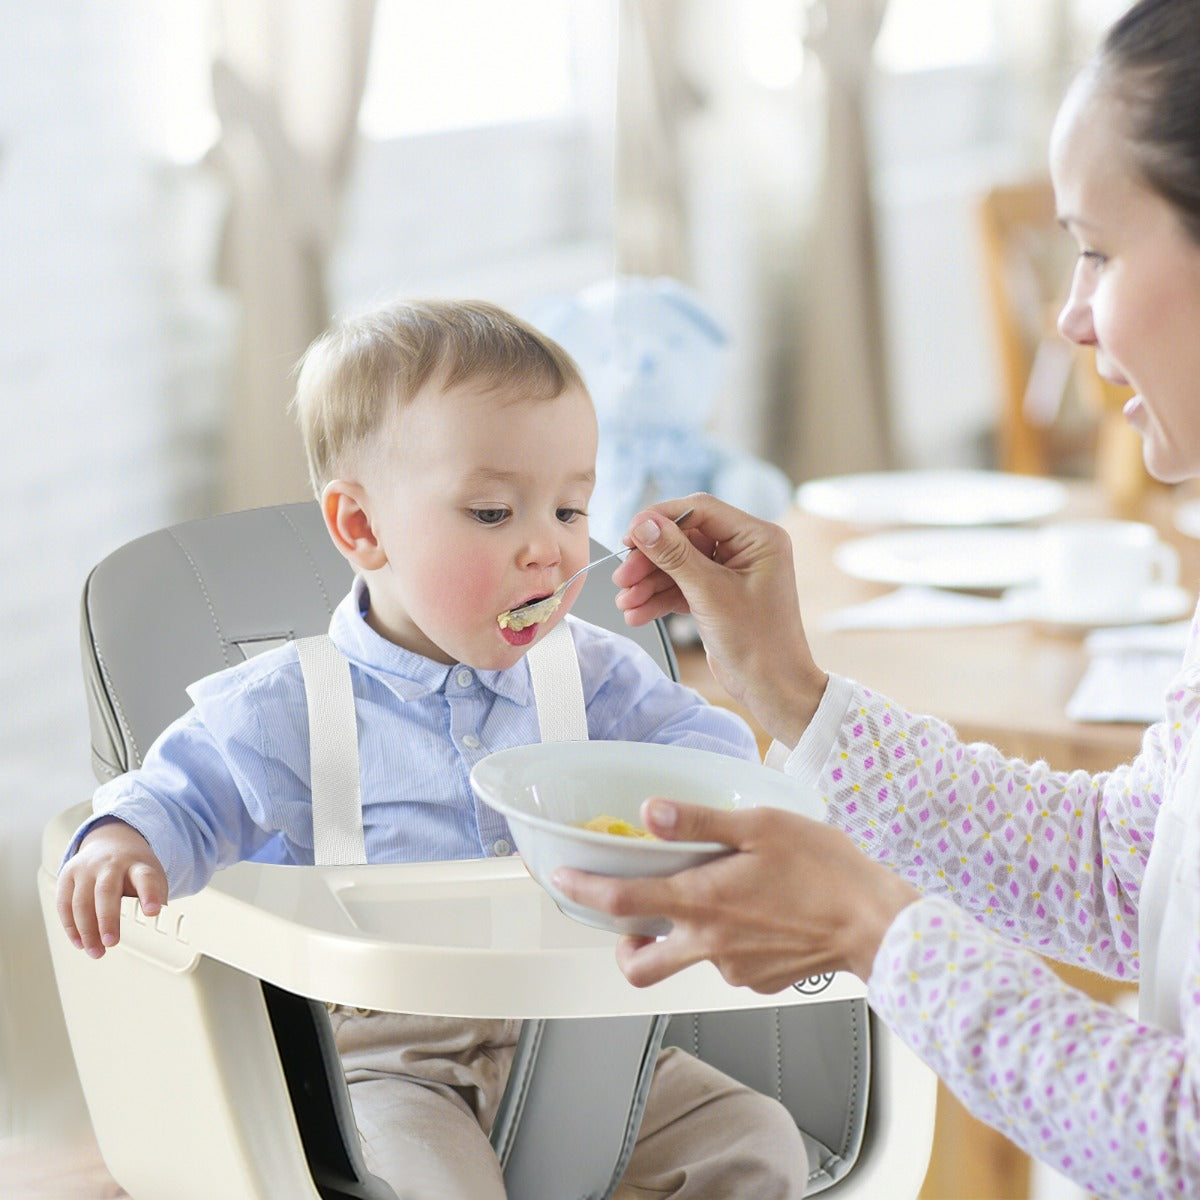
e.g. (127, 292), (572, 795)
(37, 501), (936, 1199)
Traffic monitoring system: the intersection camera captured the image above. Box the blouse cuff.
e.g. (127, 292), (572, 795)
(769, 673), (856, 788)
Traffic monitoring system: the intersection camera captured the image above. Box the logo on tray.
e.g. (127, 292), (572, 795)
(792, 973), (835, 995)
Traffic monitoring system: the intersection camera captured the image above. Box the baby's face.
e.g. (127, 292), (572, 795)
(362, 379), (597, 670)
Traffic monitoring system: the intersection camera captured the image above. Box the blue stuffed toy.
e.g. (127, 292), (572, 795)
(527, 275), (794, 553)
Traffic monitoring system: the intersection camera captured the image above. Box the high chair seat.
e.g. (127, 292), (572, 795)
(38, 501), (936, 1199)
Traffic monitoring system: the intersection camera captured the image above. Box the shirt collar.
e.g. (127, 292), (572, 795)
(327, 576), (534, 705)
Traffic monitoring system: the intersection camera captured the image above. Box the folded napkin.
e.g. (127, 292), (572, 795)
(1066, 620), (1191, 724)
(820, 585), (1017, 632)
(1083, 620), (1191, 656)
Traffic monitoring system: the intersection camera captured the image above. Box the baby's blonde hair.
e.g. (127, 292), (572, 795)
(291, 298), (586, 494)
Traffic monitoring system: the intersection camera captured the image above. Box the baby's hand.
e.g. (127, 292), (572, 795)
(56, 817), (168, 958)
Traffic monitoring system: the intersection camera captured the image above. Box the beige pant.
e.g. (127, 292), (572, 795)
(330, 1010), (810, 1199)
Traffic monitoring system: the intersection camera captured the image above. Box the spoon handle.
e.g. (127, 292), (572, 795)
(567, 506), (695, 590)
(502, 508), (696, 626)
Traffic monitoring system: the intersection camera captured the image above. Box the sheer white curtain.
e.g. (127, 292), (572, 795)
(610, 1), (815, 474)
(609, 0), (896, 484)
(792, 0), (893, 479)
(614, 0), (696, 279)
(209, 0), (376, 510)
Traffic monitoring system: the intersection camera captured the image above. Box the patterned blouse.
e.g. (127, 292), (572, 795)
(781, 604), (1200, 1198)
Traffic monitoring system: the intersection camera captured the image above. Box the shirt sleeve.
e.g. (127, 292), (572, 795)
(63, 703), (279, 899)
(779, 668), (1200, 1195)
(572, 622), (760, 762)
(868, 894), (1200, 1196)
(784, 673), (1183, 977)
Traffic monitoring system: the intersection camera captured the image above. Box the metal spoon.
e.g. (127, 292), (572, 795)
(497, 507), (695, 631)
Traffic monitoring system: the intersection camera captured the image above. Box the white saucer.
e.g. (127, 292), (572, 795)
(796, 469), (1068, 527)
(1003, 583), (1193, 631)
(1173, 498), (1200, 539)
(834, 527), (1040, 590)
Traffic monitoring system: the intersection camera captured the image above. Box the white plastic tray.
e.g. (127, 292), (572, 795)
(44, 802), (864, 1018)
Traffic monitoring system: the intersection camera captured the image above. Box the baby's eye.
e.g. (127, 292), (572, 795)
(1079, 249), (1107, 269)
(556, 507), (586, 524)
(470, 508), (510, 526)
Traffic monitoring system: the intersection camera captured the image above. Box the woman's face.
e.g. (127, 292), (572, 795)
(1051, 75), (1200, 483)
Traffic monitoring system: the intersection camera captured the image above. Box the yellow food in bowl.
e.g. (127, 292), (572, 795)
(580, 815), (656, 840)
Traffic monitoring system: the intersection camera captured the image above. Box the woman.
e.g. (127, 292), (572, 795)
(555, 1), (1200, 1194)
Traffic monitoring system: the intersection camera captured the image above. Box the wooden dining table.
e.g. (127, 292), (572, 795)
(672, 477), (1200, 1200)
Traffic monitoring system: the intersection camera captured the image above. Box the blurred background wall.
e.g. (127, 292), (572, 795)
(0, 0), (1128, 1159)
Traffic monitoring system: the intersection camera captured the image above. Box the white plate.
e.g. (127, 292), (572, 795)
(1003, 583), (1193, 631)
(796, 469), (1068, 527)
(1173, 498), (1200, 539)
(833, 528), (1041, 590)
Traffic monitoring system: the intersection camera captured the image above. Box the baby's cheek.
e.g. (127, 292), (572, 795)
(420, 558), (503, 625)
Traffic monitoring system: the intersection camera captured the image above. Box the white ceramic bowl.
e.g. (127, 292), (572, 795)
(470, 740), (823, 936)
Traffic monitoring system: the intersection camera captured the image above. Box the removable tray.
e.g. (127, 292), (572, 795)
(46, 801), (865, 1018)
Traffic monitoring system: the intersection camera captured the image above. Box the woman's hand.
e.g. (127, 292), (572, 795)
(612, 494), (827, 748)
(553, 798), (919, 992)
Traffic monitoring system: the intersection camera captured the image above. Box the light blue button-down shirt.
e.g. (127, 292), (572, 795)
(73, 579), (757, 898)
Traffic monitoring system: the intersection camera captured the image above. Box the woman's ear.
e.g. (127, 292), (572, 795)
(321, 481), (388, 571)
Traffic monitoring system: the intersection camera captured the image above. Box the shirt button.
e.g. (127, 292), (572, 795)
(456, 669), (473, 688)
(462, 733), (481, 750)
(493, 839), (512, 856)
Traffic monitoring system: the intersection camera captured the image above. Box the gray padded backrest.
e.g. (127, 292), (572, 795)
(663, 1002), (869, 1192)
(81, 501), (676, 777)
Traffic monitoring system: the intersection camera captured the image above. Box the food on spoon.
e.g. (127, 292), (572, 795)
(497, 590), (563, 631)
(581, 815), (656, 840)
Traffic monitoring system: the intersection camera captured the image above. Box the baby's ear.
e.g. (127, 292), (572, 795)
(321, 481), (387, 571)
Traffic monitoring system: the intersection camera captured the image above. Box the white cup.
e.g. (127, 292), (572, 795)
(1037, 520), (1179, 619)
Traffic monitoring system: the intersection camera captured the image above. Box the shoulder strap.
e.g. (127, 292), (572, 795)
(295, 635), (367, 866)
(298, 623), (587, 865)
(524, 621), (588, 742)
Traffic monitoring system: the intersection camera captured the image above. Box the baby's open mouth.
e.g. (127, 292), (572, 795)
(497, 590), (564, 636)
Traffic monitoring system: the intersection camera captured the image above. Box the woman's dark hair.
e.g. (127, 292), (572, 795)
(1099, 0), (1200, 242)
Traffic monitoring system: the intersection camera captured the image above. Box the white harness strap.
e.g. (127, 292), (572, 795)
(296, 634), (367, 866)
(524, 621), (588, 742)
(299, 621), (587, 864)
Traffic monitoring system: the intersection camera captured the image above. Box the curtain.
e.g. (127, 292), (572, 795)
(209, 0), (376, 510)
(792, 0), (892, 479)
(614, 0), (697, 280)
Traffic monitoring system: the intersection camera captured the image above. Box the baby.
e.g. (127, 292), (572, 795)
(56, 298), (809, 1198)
